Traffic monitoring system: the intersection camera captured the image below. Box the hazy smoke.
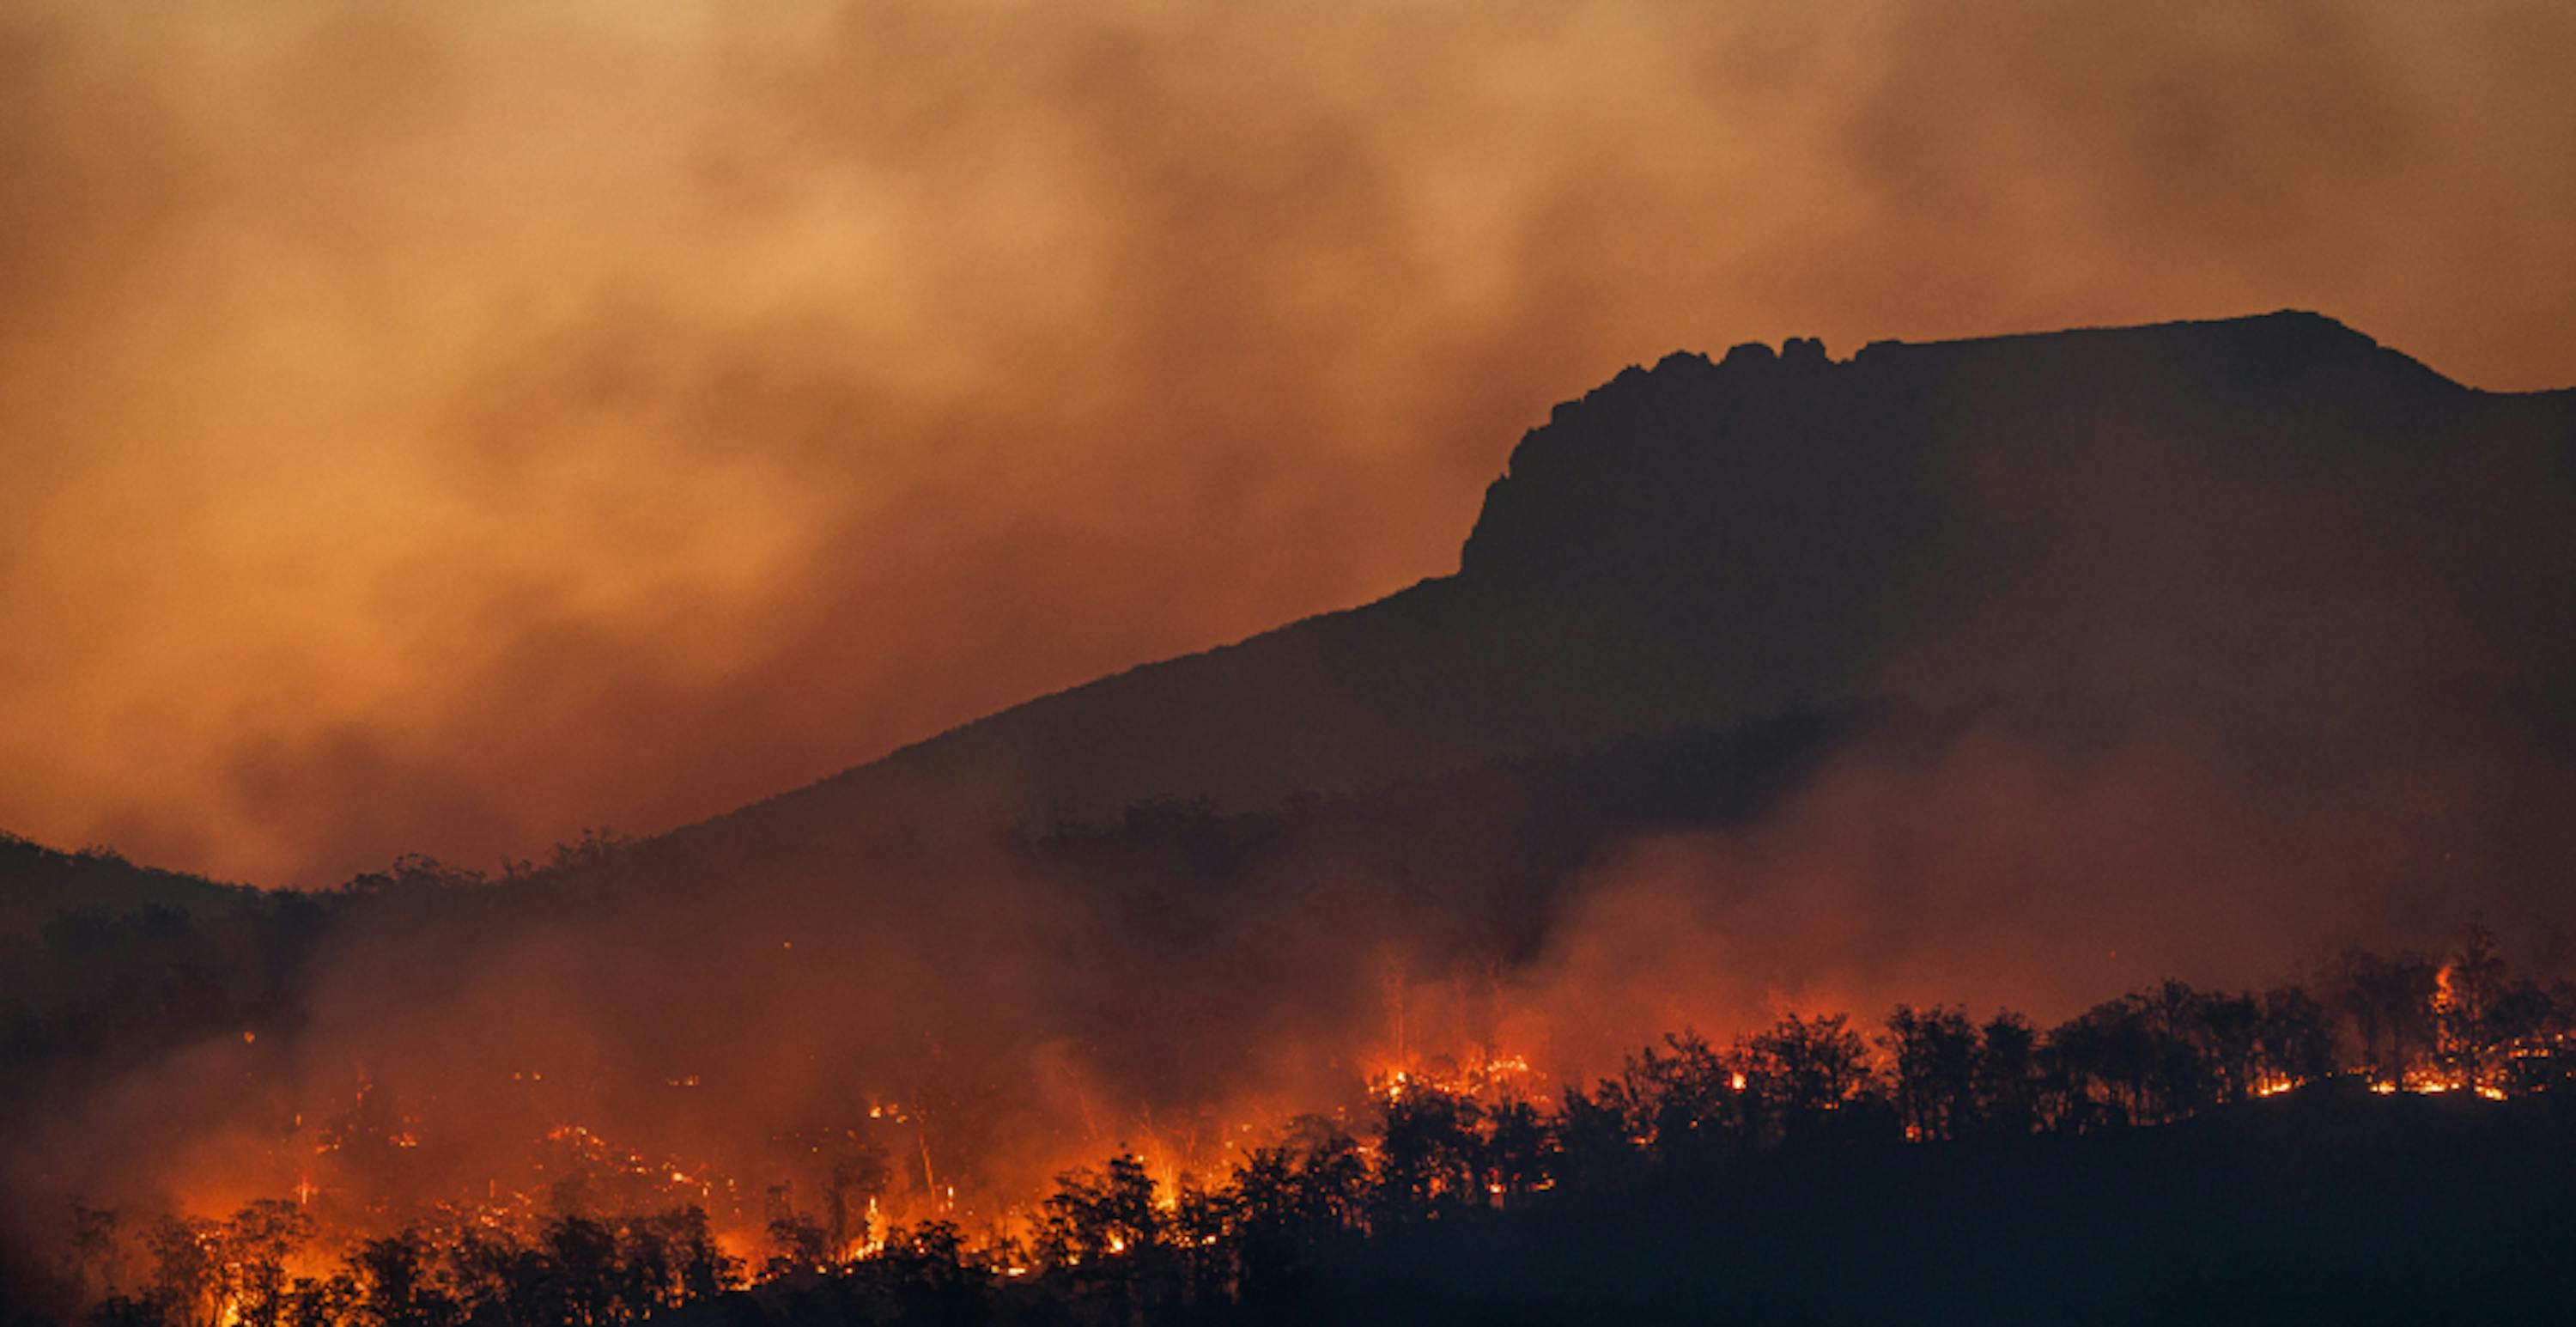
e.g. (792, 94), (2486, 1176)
(3, 0), (2572, 885)
(7, 6), (2576, 1289)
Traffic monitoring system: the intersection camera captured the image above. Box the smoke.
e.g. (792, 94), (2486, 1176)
(6, 3), (2576, 1299)
(1485, 314), (2576, 1060)
(3, 814), (1551, 1257)
(3, 0), (2573, 884)
(1496, 714), (2576, 1075)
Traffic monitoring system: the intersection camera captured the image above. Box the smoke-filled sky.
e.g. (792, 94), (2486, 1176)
(5, 0), (2573, 886)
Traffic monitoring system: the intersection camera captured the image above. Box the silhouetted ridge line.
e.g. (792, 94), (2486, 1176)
(671, 309), (2573, 861)
(0, 830), (252, 937)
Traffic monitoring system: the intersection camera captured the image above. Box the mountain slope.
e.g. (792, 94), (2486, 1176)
(0, 831), (251, 938)
(679, 311), (2576, 858)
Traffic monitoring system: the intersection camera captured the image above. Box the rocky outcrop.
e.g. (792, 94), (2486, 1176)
(674, 312), (2576, 857)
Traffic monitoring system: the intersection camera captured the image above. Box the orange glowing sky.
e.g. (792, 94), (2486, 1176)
(3, 0), (2572, 885)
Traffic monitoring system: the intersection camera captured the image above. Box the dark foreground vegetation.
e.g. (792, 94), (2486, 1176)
(15, 917), (2575, 1327)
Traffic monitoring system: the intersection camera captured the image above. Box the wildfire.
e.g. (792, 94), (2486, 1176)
(2365, 1069), (2516, 1100)
(1370, 1052), (1540, 1105)
(72, 926), (2573, 1327)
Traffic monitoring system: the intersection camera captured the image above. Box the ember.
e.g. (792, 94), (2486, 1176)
(34, 922), (2569, 1327)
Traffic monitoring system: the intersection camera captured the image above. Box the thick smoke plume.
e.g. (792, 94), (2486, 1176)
(4, 0), (2574, 885)
(6, 0), (2576, 1305)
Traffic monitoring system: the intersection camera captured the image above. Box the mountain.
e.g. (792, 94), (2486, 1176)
(7, 313), (2573, 1289)
(677, 311), (2576, 861)
(0, 831), (251, 940)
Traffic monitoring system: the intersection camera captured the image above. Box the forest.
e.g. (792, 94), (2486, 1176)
(16, 915), (2575, 1327)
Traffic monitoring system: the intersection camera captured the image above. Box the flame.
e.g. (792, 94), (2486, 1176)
(122, 979), (2568, 1324)
(1370, 1052), (1540, 1105)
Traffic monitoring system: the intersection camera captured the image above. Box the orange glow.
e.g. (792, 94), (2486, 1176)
(6, 3), (2575, 887)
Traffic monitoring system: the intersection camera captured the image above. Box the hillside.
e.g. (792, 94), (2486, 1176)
(7, 313), (2575, 1327)
(0, 832), (250, 940)
(678, 311), (2576, 861)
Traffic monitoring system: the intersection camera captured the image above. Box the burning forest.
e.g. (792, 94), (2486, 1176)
(10, 301), (2576, 1322)
(18, 910), (2576, 1326)
(6, 8), (2576, 1309)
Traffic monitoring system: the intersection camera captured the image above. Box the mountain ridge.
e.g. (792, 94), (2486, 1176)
(659, 309), (2574, 867)
(22, 310), (2564, 894)
(0, 831), (251, 938)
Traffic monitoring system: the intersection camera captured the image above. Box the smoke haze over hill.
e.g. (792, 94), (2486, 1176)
(7, 314), (2573, 1297)
(4, 0), (2575, 885)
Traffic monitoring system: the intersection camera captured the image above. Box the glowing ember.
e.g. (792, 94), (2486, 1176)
(39, 925), (2573, 1324)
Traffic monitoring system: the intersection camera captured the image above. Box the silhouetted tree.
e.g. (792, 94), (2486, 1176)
(1483, 1098), (1552, 1202)
(647, 1208), (734, 1305)
(2190, 988), (2264, 1104)
(1038, 1154), (1162, 1264)
(2127, 982), (2221, 1118)
(1552, 1084), (1642, 1189)
(1971, 1012), (2040, 1137)
(1740, 1014), (1878, 1143)
(762, 1185), (829, 1280)
(1886, 1005), (1978, 1141)
(1372, 1084), (1484, 1227)
(1619, 1032), (1738, 1162)
(223, 1202), (313, 1327)
(2436, 917), (2511, 1083)
(350, 1229), (453, 1327)
(37, 916), (2576, 1327)
(2341, 949), (2440, 1083)
(1169, 1176), (1233, 1309)
(877, 1220), (989, 1325)
(281, 1274), (358, 1327)
(2257, 985), (2339, 1087)
(538, 1215), (618, 1327)
(144, 1217), (224, 1327)
(2044, 998), (2156, 1128)
(1036, 1154), (1164, 1324)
